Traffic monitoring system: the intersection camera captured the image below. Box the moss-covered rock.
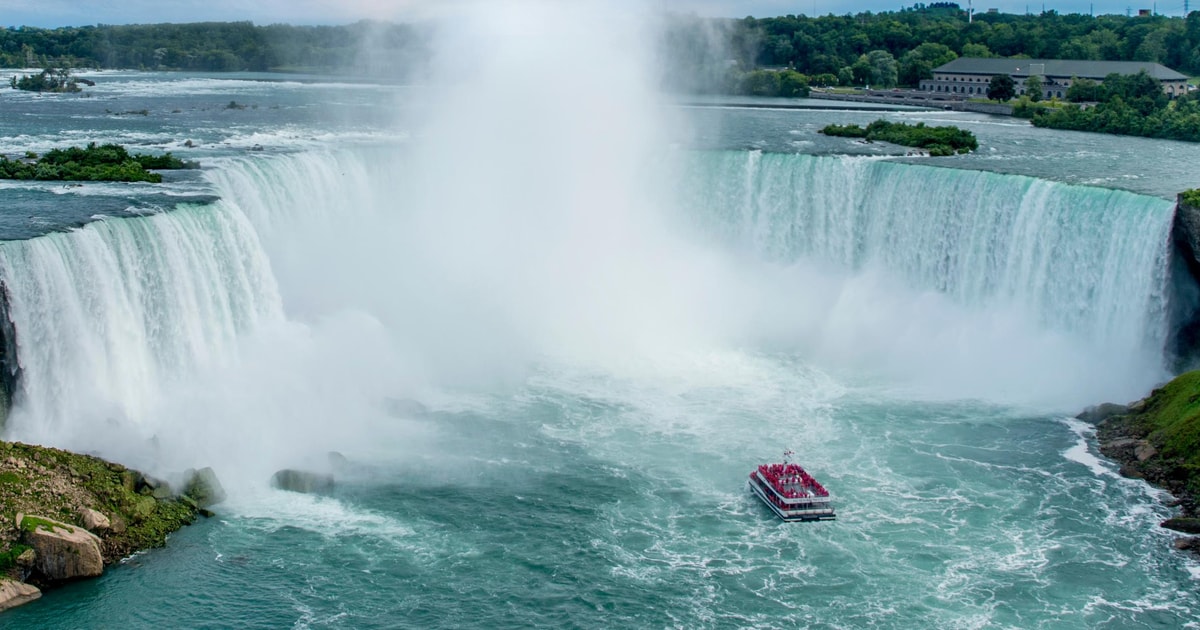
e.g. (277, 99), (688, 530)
(0, 440), (198, 588)
(16, 514), (103, 582)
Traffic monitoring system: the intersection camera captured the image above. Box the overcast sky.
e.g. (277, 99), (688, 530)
(0, 0), (1192, 28)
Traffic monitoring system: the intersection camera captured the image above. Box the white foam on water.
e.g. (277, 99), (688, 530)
(1060, 417), (1119, 478)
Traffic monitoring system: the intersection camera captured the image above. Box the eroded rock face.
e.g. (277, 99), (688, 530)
(271, 469), (334, 494)
(17, 514), (104, 581)
(0, 579), (40, 612)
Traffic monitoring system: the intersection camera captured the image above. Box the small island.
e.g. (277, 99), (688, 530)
(0, 143), (199, 184)
(820, 120), (978, 156)
(8, 68), (86, 93)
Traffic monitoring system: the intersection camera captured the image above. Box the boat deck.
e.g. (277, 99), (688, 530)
(749, 462), (836, 522)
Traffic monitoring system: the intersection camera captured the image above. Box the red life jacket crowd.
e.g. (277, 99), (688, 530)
(752, 463), (830, 505)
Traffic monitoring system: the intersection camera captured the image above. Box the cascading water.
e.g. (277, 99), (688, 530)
(0, 200), (283, 465)
(682, 151), (1174, 350)
(1, 2), (1199, 622)
(672, 150), (1176, 404)
(201, 146), (1178, 408)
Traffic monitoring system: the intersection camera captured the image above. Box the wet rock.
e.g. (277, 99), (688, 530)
(1118, 463), (1144, 479)
(328, 451), (350, 472)
(1103, 438), (1141, 462)
(1162, 517), (1200, 534)
(17, 514), (104, 581)
(137, 474), (170, 498)
(383, 398), (429, 417)
(1174, 536), (1200, 551)
(1135, 442), (1158, 462)
(1076, 403), (1129, 424)
(271, 469), (334, 494)
(183, 467), (226, 508)
(0, 579), (40, 612)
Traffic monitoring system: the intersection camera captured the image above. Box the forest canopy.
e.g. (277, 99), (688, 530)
(1, 9), (1198, 92)
(0, 21), (430, 77)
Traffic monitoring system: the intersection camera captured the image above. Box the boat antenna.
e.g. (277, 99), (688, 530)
(783, 450), (794, 465)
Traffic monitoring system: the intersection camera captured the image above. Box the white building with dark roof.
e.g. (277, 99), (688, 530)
(919, 57), (1190, 99)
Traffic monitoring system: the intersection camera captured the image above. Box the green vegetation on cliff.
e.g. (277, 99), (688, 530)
(1096, 369), (1200, 527)
(1182, 188), (1200, 208)
(820, 119), (978, 155)
(0, 143), (198, 183)
(1123, 371), (1200, 490)
(0, 440), (198, 576)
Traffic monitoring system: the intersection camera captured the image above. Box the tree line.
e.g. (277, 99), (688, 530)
(3, 8), (1199, 93)
(662, 6), (1200, 94)
(0, 21), (429, 76)
(1022, 70), (1200, 141)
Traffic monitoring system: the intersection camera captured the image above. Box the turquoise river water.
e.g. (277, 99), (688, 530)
(0, 56), (1199, 629)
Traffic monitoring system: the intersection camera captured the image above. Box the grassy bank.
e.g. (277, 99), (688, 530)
(1097, 370), (1200, 522)
(0, 440), (198, 578)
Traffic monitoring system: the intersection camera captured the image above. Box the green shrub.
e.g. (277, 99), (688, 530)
(819, 119), (977, 154)
(0, 142), (197, 183)
(0, 544), (31, 572)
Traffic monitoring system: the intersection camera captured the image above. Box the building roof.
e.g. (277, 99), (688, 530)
(933, 57), (1188, 81)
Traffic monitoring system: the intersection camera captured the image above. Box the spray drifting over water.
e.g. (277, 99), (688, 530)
(0, 1), (1179, 486)
(1, 1), (734, 480)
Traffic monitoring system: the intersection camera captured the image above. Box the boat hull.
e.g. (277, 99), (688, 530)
(748, 479), (836, 522)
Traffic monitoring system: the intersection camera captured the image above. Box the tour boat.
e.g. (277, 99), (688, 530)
(748, 451), (835, 522)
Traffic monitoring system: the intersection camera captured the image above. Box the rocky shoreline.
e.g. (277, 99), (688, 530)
(1081, 370), (1200, 555)
(0, 440), (224, 612)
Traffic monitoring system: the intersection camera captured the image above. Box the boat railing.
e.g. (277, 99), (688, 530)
(752, 468), (831, 499)
(751, 472), (833, 506)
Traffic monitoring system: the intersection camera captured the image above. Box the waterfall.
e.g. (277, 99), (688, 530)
(0, 200), (282, 451)
(678, 151), (1176, 363)
(0, 147), (1181, 460)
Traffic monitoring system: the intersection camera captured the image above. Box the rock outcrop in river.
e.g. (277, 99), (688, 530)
(0, 441), (224, 612)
